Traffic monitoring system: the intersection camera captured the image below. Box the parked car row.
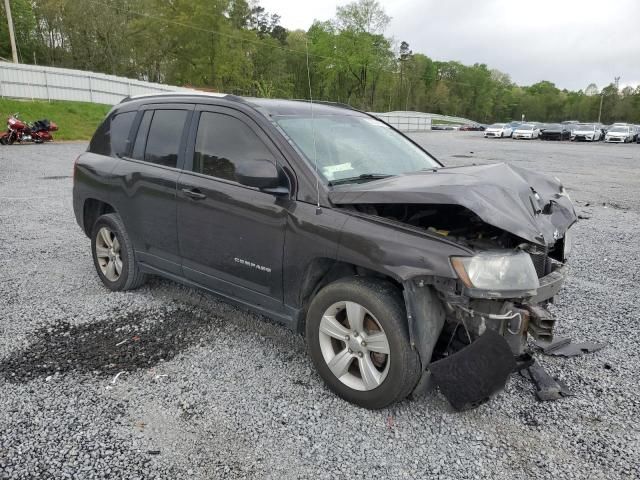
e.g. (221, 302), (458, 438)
(483, 121), (640, 143)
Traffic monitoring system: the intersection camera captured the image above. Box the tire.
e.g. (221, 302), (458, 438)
(305, 277), (421, 409)
(90, 213), (147, 291)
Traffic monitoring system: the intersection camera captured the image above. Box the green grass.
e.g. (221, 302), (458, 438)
(0, 99), (111, 141)
(432, 119), (464, 125)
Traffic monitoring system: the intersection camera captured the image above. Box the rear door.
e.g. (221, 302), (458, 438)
(176, 105), (289, 311)
(111, 104), (193, 275)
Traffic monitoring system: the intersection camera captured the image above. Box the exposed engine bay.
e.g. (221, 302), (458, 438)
(346, 203), (564, 260)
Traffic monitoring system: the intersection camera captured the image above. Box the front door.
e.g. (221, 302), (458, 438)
(176, 106), (289, 312)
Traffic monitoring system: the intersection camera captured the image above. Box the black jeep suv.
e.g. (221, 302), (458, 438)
(73, 93), (576, 409)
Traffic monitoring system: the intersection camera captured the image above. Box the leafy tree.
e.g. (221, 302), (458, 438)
(2, 0), (637, 123)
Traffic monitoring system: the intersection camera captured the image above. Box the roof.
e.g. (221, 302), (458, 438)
(121, 92), (361, 117)
(244, 98), (363, 116)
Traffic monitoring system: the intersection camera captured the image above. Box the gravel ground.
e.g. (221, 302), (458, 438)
(1, 134), (639, 479)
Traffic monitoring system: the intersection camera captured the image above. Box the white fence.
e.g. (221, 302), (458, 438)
(371, 111), (433, 132)
(370, 110), (480, 132)
(0, 62), (195, 105)
(0, 63), (481, 129)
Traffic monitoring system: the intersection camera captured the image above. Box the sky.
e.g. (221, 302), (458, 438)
(259, 0), (640, 91)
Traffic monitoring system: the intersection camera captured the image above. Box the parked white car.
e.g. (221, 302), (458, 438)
(571, 124), (602, 142)
(484, 123), (513, 138)
(512, 124), (540, 139)
(604, 125), (634, 143)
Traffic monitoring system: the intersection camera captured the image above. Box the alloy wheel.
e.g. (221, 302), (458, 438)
(318, 301), (391, 391)
(95, 227), (122, 282)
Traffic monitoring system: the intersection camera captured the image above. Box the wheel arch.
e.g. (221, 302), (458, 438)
(82, 198), (116, 237)
(296, 258), (403, 334)
(297, 258), (447, 387)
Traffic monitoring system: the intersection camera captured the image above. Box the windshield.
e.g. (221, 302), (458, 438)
(517, 124), (534, 130)
(576, 124), (595, 131)
(275, 115), (440, 183)
(489, 123), (505, 128)
(609, 126), (629, 133)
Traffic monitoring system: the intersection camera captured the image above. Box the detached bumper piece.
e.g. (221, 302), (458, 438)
(533, 336), (606, 357)
(429, 330), (516, 411)
(521, 361), (574, 401)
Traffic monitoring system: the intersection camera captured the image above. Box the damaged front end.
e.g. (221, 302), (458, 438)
(405, 246), (570, 410)
(331, 163), (579, 409)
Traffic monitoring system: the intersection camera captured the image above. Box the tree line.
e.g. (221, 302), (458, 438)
(1, 0), (639, 124)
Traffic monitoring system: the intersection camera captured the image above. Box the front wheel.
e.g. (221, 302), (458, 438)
(306, 277), (421, 409)
(91, 213), (147, 291)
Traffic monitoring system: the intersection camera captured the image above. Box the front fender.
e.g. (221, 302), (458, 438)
(335, 213), (472, 282)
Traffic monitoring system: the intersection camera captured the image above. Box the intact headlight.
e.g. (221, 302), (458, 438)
(451, 251), (540, 291)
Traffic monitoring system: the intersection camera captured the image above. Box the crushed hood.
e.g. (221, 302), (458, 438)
(329, 163), (577, 246)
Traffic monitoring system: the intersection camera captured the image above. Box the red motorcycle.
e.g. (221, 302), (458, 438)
(0, 113), (58, 145)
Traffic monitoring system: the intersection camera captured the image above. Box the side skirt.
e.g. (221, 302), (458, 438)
(139, 262), (301, 331)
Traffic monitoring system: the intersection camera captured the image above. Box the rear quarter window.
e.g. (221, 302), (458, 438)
(88, 111), (136, 157)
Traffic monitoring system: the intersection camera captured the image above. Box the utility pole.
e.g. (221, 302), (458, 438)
(3, 0), (19, 63)
(598, 94), (603, 124)
(598, 76), (620, 124)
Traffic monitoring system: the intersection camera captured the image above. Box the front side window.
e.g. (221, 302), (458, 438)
(275, 114), (439, 184)
(192, 112), (275, 182)
(135, 109), (188, 168)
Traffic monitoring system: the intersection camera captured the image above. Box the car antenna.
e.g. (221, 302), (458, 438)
(305, 38), (322, 215)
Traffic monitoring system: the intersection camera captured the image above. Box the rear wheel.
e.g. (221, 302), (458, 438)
(91, 213), (146, 291)
(306, 277), (421, 409)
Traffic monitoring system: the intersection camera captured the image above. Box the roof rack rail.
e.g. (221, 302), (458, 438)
(119, 91), (231, 104)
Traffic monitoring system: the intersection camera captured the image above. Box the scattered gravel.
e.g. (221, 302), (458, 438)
(1, 136), (639, 479)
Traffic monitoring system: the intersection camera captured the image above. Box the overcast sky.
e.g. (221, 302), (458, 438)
(260, 0), (640, 91)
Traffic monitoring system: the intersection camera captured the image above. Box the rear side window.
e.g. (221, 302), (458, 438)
(193, 112), (275, 181)
(89, 111), (135, 157)
(141, 110), (188, 168)
(110, 112), (136, 157)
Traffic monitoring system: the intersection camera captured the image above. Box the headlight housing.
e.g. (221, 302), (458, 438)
(451, 251), (540, 292)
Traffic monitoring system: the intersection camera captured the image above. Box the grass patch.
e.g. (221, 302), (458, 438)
(432, 119), (465, 125)
(0, 99), (111, 141)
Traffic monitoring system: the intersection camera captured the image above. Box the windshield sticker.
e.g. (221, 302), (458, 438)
(323, 163), (353, 179)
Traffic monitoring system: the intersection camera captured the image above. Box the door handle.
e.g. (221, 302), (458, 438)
(181, 188), (207, 200)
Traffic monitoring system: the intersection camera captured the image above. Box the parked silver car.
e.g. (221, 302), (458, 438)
(512, 123), (540, 139)
(484, 123), (513, 138)
(604, 125), (634, 143)
(571, 124), (602, 142)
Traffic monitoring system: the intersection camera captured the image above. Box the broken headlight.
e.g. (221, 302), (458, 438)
(563, 228), (573, 260)
(451, 251), (540, 291)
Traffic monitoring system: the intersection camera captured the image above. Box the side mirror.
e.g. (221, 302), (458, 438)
(235, 159), (286, 194)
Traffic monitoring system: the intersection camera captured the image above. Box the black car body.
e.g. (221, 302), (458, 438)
(540, 124), (571, 140)
(73, 93), (577, 409)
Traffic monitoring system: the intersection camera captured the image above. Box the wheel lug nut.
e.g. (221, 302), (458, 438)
(345, 335), (350, 341)
(348, 349), (353, 354)
(357, 352), (363, 358)
(361, 341), (367, 347)
(353, 331), (359, 337)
